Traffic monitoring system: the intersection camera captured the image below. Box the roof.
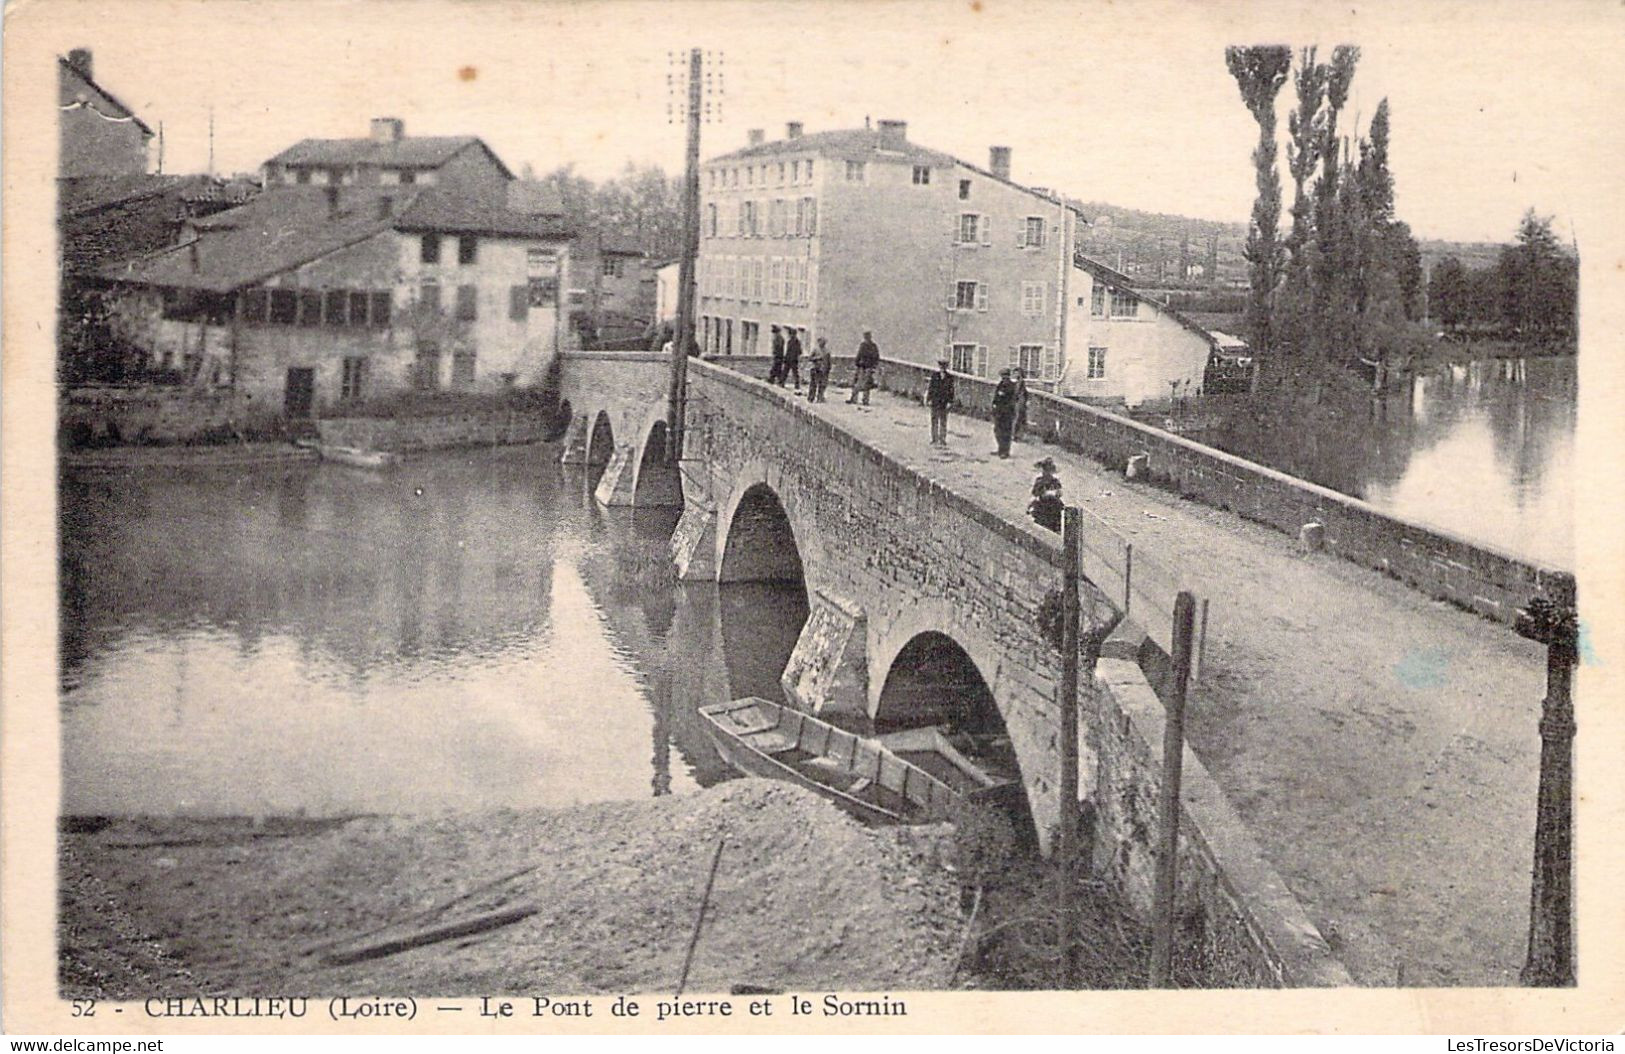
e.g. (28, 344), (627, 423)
(1208, 330), (1248, 349)
(100, 185), (570, 293)
(101, 187), (403, 293)
(58, 175), (200, 218)
(1072, 252), (1224, 349)
(265, 136), (515, 179)
(708, 128), (957, 167)
(58, 55), (154, 136)
(581, 230), (647, 256)
(393, 187), (571, 239)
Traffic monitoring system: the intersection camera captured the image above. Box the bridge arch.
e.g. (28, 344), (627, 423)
(586, 410), (615, 488)
(873, 613), (1040, 852)
(717, 480), (806, 587)
(632, 419), (684, 507)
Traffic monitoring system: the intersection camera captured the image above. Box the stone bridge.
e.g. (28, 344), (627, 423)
(556, 349), (1350, 986)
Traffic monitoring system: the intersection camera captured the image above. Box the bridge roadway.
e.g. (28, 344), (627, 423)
(713, 382), (1543, 987)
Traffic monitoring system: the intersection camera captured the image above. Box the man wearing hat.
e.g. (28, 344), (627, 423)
(927, 357), (955, 446)
(991, 368), (1019, 458)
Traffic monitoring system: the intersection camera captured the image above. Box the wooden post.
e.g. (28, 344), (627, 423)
(667, 47), (702, 465)
(1517, 591), (1577, 987)
(1057, 506), (1082, 987)
(1149, 590), (1197, 987)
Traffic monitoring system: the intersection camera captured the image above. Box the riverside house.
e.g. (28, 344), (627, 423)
(97, 183), (573, 423)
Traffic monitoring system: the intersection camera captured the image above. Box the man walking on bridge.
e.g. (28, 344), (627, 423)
(992, 368), (1017, 458)
(848, 331), (880, 405)
(769, 326), (786, 386)
(927, 357), (955, 446)
(807, 337), (831, 402)
(784, 328), (804, 392)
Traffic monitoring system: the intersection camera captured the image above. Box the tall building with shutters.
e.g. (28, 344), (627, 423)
(695, 120), (1222, 407)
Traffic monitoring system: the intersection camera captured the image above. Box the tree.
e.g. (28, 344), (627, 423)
(1224, 45), (1293, 385)
(1498, 210), (1576, 341)
(1428, 255), (1469, 330)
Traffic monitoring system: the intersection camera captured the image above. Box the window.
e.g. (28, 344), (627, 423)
(269, 289), (298, 325)
(845, 160), (865, 182)
(753, 258), (765, 301)
(951, 343), (976, 374)
(456, 284), (477, 321)
(298, 291), (322, 326)
(706, 203), (718, 237)
(803, 197), (817, 236)
(399, 170), (417, 186)
(349, 291), (370, 326)
(452, 349), (476, 389)
(912, 165), (931, 185)
(745, 165), (754, 187)
(1021, 281), (1046, 316)
(741, 320), (759, 356)
(369, 291), (391, 328)
(323, 289), (349, 326)
(295, 169), (312, 185)
(1091, 285), (1106, 318)
(958, 213), (988, 245)
(952, 280), (987, 311)
(1088, 346), (1107, 379)
(1017, 344), (1044, 374)
(528, 276), (558, 307)
(769, 259), (783, 304)
(420, 282), (442, 315)
(805, 160), (813, 181)
(415, 342), (441, 389)
(510, 285), (529, 320)
(958, 179), (971, 200)
(242, 288), (269, 323)
(602, 256), (623, 278)
(776, 162), (786, 184)
(341, 356), (367, 402)
(421, 234), (441, 264)
(1021, 216), (1046, 247)
(458, 236), (477, 266)
(1110, 290), (1139, 318)
(791, 161), (800, 183)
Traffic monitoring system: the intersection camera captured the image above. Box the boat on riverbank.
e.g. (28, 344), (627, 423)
(699, 697), (1013, 825)
(295, 439), (401, 469)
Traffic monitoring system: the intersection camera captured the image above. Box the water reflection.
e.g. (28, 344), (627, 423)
(59, 448), (809, 817)
(1208, 357), (1574, 568)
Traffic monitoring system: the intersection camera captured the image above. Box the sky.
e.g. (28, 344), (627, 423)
(28, 0), (1625, 244)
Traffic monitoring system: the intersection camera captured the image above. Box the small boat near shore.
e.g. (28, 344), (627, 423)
(699, 697), (1015, 825)
(297, 439), (401, 469)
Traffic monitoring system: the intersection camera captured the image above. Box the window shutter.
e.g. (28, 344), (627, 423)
(1044, 344), (1059, 380)
(1038, 282), (1047, 315)
(976, 283), (989, 311)
(948, 282), (958, 310)
(1008, 346), (1019, 369)
(980, 214), (991, 246)
(976, 345), (989, 377)
(1015, 219), (1026, 248)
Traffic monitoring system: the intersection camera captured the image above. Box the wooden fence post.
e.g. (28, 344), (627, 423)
(1149, 590), (1197, 987)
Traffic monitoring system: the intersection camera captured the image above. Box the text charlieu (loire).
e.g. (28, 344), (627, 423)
(137, 993), (909, 1022)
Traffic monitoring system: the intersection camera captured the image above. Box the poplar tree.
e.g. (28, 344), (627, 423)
(1224, 45), (1293, 386)
(1278, 47), (1328, 366)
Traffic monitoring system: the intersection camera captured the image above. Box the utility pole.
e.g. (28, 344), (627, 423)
(667, 47), (711, 466)
(1056, 506), (1082, 987)
(1149, 590), (1197, 987)
(1516, 586), (1578, 987)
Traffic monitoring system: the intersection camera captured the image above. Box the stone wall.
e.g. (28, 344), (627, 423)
(59, 384), (265, 446)
(874, 356), (1573, 625)
(316, 408), (553, 452)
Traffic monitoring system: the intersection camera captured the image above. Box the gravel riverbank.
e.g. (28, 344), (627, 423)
(59, 780), (965, 999)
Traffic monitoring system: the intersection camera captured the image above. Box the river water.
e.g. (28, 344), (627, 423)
(1208, 356), (1575, 569)
(59, 448), (809, 818)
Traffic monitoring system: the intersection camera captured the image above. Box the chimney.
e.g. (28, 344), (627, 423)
(785, 121), (803, 140)
(370, 117), (405, 143)
(66, 48), (93, 80)
(325, 184), (340, 218)
(747, 128), (766, 147)
(877, 119), (907, 149)
(989, 146), (1012, 181)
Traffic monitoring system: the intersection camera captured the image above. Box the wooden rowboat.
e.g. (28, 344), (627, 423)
(316, 444), (401, 469)
(698, 697), (1013, 825)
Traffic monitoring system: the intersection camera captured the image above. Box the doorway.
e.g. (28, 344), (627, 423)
(284, 367), (315, 418)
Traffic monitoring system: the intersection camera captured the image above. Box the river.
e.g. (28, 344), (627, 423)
(59, 448), (809, 818)
(1206, 356), (1575, 568)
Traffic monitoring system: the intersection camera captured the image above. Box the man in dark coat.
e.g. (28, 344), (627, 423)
(848, 330), (880, 405)
(768, 326), (785, 385)
(927, 357), (955, 446)
(806, 337), (832, 402)
(783, 328), (804, 391)
(991, 368), (1018, 458)
(1029, 457), (1064, 533)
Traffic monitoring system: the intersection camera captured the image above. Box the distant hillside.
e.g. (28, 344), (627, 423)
(1067, 200), (1505, 291)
